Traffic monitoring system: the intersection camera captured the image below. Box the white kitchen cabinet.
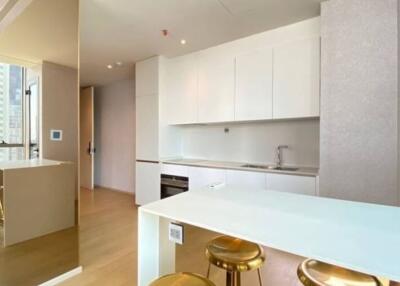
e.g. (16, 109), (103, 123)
(136, 57), (159, 97)
(273, 37), (320, 119)
(136, 95), (159, 161)
(197, 53), (235, 123)
(136, 161), (161, 205)
(235, 48), (273, 121)
(161, 164), (188, 177)
(188, 166), (226, 190)
(266, 173), (316, 196)
(165, 55), (198, 124)
(226, 170), (267, 189)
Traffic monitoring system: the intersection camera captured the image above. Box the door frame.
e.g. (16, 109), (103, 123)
(79, 86), (94, 190)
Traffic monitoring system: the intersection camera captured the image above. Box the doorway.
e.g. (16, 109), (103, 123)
(80, 87), (94, 190)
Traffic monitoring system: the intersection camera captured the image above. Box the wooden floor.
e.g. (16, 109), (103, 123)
(61, 187), (138, 286)
(61, 187), (391, 286)
(61, 187), (305, 286)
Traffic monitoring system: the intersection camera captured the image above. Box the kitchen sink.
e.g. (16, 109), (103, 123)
(241, 164), (298, 171)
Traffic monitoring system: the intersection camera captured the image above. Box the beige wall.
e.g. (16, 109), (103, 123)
(94, 79), (135, 193)
(41, 61), (79, 190)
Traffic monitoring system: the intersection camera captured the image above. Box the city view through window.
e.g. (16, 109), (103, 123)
(0, 63), (24, 161)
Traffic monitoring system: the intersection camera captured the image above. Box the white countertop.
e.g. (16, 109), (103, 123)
(161, 158), (319, 176)
(141, 186), (400, 281)
(0, 159), (67, 170)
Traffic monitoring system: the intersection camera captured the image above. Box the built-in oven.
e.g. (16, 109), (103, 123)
(161, 174), (189, 199)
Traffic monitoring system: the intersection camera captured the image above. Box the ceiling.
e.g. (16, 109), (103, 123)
(80, 0), (324, 87)
(0, 0), (78, 68)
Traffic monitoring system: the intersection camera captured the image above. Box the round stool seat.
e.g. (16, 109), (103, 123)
(297, 259), (382, 286)
(149, 272), (216, 286)
(205, 235), (265, 272)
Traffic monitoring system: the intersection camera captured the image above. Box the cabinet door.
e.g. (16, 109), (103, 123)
(198, 54), (235, 123)
(136, 95), (159, 160)
(235, 48), (273, 121)
(226, 170), (267, 189)
(266, 173), (316, 196)
(165, 55), (198, 124)
(161, 164), (189, 177)
(188, 167), (226, 190)
(135, 162), (160, 205)
(136, 57), (159, 97)
(273, 37), (320, 119)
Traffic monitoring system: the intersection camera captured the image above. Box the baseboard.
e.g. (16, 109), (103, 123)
(38, 266), (83, 286)
(94, 185), (135, 195)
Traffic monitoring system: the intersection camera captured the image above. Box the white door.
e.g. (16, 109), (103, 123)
(80, 87), (94, 190)
(266, 173), (316, 196)
(273, 37), (320, 119)
(136, 95), (159, 161)
(235, 48), (273, 121)
(136, 161), (160, 205)
(136, 57), (159, 97)
(197, 53), (235, 123)
(165, 55), (198, 124)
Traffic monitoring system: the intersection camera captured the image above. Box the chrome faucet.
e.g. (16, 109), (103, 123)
(276, 145), (289, 167)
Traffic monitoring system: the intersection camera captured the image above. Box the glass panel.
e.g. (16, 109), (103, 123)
(0, 64), (23, 145)
(0, 147), (24, 161)
(29, 82), (39, 159)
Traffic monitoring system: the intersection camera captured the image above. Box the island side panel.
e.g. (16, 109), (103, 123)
(138, 209), (175, 286)
(3, 163), (75, 246)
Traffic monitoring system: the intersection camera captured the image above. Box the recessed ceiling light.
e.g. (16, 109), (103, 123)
(115, 61), (123, 66)
(180, 39), (187, 45)
(107, 64), (113, 69)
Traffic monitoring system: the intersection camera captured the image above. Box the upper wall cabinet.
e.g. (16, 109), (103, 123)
(136, 57), (159, 97)
(273, 37), (320, 119)
(235, 48), (273, 121)
(165, 55), (198, 124)
(197, 53), (235, 123)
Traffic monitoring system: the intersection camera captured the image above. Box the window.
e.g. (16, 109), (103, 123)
(0, 63), (39, 161)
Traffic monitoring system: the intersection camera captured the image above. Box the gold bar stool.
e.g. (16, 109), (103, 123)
(297, 259), (382, 286)
(0, 186), (4, 224)
(149, 272), (216, 286)
(205, 235), (265, 286)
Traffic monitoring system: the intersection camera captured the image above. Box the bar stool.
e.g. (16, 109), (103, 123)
(149, 272), (216, 286)
(205, 235), (265, 286)
(297, 259), (382, 286)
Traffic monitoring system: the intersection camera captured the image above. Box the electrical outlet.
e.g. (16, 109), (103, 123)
(169, 222), (184, 245)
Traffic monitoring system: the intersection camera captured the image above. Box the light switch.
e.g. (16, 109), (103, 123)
(50, 130), (63, 141)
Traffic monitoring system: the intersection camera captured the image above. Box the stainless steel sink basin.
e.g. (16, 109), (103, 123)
(241, 164), (298, 171)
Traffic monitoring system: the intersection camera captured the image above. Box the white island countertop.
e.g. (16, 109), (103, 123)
(0, 159), (67, 170)
(140, 186), (400, 283)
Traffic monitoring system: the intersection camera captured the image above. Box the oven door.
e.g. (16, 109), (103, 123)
(161, 174), (189, 199)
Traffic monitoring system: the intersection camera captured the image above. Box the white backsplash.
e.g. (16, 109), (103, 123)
(180, 119), (320, 167)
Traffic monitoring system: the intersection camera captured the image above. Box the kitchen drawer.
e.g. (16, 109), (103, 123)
(161, 164), (189, 177)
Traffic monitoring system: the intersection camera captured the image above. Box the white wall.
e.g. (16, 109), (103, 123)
(94, 79), (135, 193)
(180, 119), (319, 167)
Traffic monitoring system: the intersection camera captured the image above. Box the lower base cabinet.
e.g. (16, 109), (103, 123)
(160, 164), (317, 197)
(266, 173), (316, 196)
(136, 161), (160, 205)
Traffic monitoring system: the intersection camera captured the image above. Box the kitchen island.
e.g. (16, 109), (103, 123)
(138, 186), (400, 285)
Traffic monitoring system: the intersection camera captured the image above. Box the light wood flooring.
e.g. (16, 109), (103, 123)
(61, 188), (392, 286)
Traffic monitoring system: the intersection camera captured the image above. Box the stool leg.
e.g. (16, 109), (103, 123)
(226, 271), (241, 286)
(257, 268), (263, 286)
(206, 263), (211, 278)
